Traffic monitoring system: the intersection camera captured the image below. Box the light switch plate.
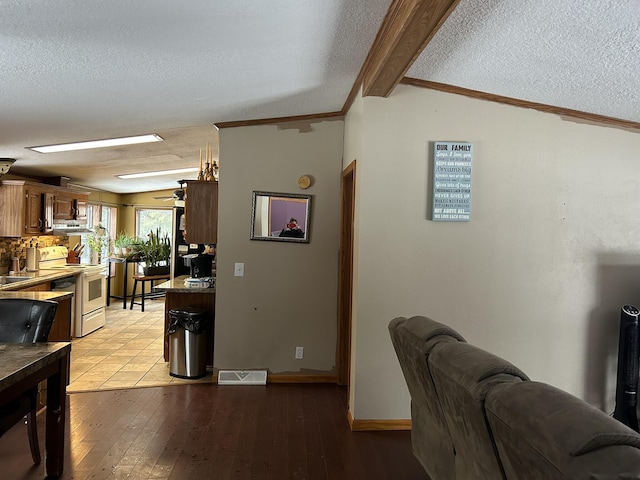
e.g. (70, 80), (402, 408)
(234, 262), (244, 276)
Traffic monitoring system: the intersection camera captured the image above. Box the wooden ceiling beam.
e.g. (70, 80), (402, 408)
(362, 0), (461, 98)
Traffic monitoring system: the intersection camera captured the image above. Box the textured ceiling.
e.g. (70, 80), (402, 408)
(0, 0), (637, 194)
(408, 0), (640, 124)
(0, 0), (391, 193)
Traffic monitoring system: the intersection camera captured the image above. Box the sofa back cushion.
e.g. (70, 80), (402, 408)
(388, 316), (466, 480)
(428, 341), (529, 479)
(486, 381), (640, 480)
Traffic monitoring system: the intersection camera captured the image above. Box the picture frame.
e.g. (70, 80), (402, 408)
(250, 191), (311, 243)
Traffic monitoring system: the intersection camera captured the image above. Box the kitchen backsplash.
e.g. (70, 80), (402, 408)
(0, 236), (69, 275)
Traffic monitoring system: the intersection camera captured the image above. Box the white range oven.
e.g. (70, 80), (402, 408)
(38, 246), (107, 338)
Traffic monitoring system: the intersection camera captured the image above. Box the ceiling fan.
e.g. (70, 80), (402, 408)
(153, 180), (186, 202)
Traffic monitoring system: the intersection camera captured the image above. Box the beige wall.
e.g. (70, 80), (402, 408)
(215, 119), (343, 374)
(347, 84), (640, 420)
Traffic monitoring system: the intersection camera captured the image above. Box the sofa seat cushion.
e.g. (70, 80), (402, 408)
(486, 381), (640, 479)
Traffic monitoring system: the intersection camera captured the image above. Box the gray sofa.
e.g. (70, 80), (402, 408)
(389, 315), (640, 480)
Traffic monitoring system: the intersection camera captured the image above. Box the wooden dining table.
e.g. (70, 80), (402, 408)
(0, 342), (71, 477)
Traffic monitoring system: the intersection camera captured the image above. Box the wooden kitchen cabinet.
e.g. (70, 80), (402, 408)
(53, 191), (88, 222)
(53, 192), (75, 221)
(42, 191), (54, 234)
(24, 186), (44, 235)
(185, 180), (218, 244)
(0, 181), (46, 236)
(48, 295), (72, 342)
(0, 180), (90, 236)
(16, 282), (51, 292)
(74, 195), (88, 222)
(24, 186), (53, 234)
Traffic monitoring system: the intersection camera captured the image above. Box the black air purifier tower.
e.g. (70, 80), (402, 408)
(613, 305), (640, 432)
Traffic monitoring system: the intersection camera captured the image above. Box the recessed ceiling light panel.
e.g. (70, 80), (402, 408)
(28, 134), (163, 153)
(117, 167), (199, 180)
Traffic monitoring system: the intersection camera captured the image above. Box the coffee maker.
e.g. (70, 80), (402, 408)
(190, 254), (213, 278)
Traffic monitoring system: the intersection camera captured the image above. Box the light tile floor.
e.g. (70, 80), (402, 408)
(68, 297), (212, 393)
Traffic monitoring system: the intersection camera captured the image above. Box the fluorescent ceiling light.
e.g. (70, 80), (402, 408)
(29, 134), (163, 153)
(117, 167), (199, 180)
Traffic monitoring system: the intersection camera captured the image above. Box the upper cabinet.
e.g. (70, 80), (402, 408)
(0, 180), (89, 237)
(42, 190), (54, 234)
(53, 191), (89, 222)
(185, 181), (218, 244)
(24, 185), (48, 235)
(53, 193), (74, 221)
(74, 195), (88, 222)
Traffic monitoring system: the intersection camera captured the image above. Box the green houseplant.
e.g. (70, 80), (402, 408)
(113, 231), (134, 256)
(87, 223), (108, 264)
(139, 228), (171, 275)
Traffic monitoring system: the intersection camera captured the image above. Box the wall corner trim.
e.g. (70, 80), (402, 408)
(348, 409), (412, 431)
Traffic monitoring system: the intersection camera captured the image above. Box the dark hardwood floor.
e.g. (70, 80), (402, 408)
(0, 383), (426, 479)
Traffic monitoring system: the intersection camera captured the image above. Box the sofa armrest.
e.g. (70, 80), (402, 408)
(486, 381), (640, 479)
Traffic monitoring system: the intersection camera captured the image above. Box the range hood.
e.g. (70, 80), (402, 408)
(52, 223), (93, 235)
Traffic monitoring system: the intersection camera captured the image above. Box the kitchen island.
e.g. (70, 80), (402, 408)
(155, 276), (215, 367)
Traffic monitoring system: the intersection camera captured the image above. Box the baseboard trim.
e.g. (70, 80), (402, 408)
(212, 373), (337, 384)
(267, 374), (338, 383)
(348, 408), (412, 431)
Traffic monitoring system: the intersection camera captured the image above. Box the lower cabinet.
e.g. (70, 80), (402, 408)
(48, 296), (72, 342)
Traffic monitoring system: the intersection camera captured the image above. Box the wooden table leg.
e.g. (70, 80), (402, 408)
(123, 261), (128, 309)
(45, 353), (69, 477)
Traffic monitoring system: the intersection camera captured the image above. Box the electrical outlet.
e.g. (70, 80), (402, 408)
(295, 346), (304, 359)
(234, 262), (244, 276)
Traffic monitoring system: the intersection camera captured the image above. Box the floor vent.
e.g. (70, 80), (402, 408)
(217, 370), (267, 385)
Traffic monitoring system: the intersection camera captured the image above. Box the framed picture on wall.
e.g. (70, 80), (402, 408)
(250, 191), (311, 243)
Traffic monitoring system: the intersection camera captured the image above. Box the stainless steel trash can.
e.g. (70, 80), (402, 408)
(168, 307), (208, 379)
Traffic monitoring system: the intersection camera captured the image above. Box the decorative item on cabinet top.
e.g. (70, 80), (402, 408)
(198, 143), (219, 182)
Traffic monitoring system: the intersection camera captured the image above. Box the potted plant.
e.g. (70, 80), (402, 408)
(113, 231), (134, 256)
(139, 228), (171, 275)
(87, 223), (108, 264)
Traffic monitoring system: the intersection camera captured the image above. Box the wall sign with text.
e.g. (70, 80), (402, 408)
(432, 142), (473, 222)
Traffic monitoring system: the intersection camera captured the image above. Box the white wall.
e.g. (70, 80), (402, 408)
(348, 84), (640, 420)
(215, 119), (343, 374)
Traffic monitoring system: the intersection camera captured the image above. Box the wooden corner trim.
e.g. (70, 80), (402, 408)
(347, 408), (412, 431)
(267, 374), (338, 384)
(400, 77), (640, 132)
(215, 111), (343, 129)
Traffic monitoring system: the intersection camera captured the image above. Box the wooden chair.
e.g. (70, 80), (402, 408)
(129, 274), (169, 312)
(0, 298), (58, 465)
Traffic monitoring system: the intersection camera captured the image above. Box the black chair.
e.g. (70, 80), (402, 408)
(0, 298), (58, 465)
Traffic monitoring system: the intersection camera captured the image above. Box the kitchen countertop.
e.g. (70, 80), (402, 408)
(0, 290), (73, 301)
(155, 275), (216, 293)
(0, 270), (82, 291)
